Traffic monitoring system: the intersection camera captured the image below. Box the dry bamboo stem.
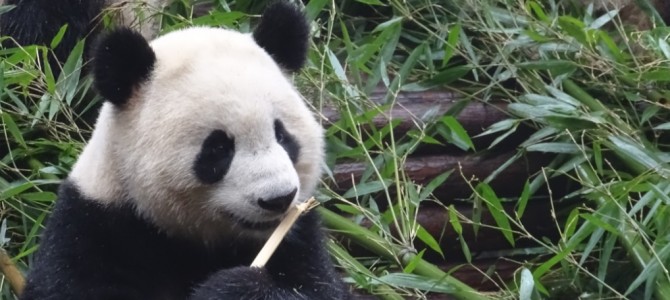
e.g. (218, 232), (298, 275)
(251, 197), (317, 267)
(0, 248), (25, 296)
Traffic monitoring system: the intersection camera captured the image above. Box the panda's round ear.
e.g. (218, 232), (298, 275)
(93, 28), (156, 107)
(253, 1), (309, 72)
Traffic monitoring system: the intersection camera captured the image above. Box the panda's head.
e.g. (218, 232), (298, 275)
(69, 2), (323, 242)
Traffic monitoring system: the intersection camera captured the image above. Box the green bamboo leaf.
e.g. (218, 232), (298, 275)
(50, 25), (68, 49)
(442, 23), (460, 67)
(597, 233), (617, 288)
(477, 183), (514, 246)
(543, 116), (599, 130)
(20, 192), (57, 202)
(526, 1), (548, 22)
(557, 16), (589, 45)
(563, 208), (580, 240)
(0, 181), (34, 200)
(533, 247), (572, 290)
(42, 49), (56, 94)
(333, 204), (363, 216)
(386, 43), (427, 100)
(448, 205), (462, 235)
(640, 69), (670, 82)
(440, 116), (474, 151)
(1, 112), (26, 148)
(372, 16), (403, 33)
(355, 0), (384, 5)
(597, 31), (625, 62)
(402, 249), (426, 274)
(401, 65), (471, 92)
(516, 60), (577, 76)
(375, 273), (457, 293)
(516, 181), (531, 218)
(653, 122), (670, 130)
(343, 179), (392, 198)
(589, 9), (619, 29)
(303, 0), (328, 22)
(418, 171), (452, 202)
(475, 119), (519, 137)
(0, 5), (15, 15)
(608, 135), (665, 174)
(518, 94), (554, 105)
(580, 213), (618, 234)
(659, 38), (670, 60)
(416, 225), (444, 257)
(526, 142), (582, 154)
(57, 40), (84, 105)
(545, 85), (580, 107)
(508, 103), (553, 119)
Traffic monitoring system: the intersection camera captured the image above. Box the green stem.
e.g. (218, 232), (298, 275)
(318, 207), (490, 300)
(27, 159), (59, 180)
(579, 165), (670, 300)
(562, 79), (608, 113)
(560, 79), (670, 299)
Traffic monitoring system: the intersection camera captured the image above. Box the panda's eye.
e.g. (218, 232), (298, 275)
(193, 130), (235, 184)
(276, 129), (285, 143)
(274, 120), (300, 163)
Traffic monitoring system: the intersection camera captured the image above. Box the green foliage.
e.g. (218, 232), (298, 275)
(2, 0), (670, 299)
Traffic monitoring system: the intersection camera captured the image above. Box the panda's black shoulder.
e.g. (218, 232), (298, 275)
(22, 181), (234, 299)
(0, 0), (108, 65)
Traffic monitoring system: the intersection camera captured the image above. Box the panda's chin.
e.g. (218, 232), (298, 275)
(225, 212), (281, 231)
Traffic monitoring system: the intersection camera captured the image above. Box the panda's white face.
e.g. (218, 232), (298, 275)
(70, 27), (323, 242)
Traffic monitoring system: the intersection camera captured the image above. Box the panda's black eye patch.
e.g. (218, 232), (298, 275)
(274, 120), (299, 163)
(193, 130), (235, 184)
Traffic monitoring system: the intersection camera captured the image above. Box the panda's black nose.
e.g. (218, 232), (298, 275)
(258, 188), (297, 212)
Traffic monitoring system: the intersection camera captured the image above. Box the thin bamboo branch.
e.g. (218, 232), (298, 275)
(318, 207), (490, 300)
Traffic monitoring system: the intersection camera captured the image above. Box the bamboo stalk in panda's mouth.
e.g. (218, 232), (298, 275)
(250, 197), (318, 268)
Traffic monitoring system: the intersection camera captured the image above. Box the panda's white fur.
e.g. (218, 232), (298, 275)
(70, 27), (324, 242)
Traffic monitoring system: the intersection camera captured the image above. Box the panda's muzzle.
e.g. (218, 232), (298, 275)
(257, 188), (297, 212)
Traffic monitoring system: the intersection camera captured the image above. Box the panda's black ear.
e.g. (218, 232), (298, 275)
(253, 1), (309, 72)
(93, 28), (156, 106)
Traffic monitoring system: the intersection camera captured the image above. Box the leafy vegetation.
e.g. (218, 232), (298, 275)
(2, 0), (670, 299)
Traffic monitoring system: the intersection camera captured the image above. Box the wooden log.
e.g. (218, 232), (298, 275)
(330, 152), (552, 201)
(321, 90), (508, 137)
(319, 89), (537, 154)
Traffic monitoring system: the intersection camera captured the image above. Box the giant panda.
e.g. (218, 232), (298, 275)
(19, 2), (349, 299)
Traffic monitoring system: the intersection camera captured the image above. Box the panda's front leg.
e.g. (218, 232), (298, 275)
(190, 212), (349, 300)
(190, 266), (294, 299)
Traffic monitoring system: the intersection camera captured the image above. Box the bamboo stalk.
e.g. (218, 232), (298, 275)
(0, 249), (25, 296)
(251, 198), (318, 268)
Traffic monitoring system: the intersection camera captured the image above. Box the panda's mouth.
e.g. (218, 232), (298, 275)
(225, 212), (280, 230)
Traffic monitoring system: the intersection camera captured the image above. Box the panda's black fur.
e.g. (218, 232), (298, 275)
(0, 0), (108, 65)
(22, 181), (344, 299)
(16, 2), (350, 299)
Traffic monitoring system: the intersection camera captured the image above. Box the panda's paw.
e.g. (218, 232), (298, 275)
(191, 266), (287, 299)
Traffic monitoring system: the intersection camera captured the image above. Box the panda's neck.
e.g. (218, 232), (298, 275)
(69, 105), (124, 204)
